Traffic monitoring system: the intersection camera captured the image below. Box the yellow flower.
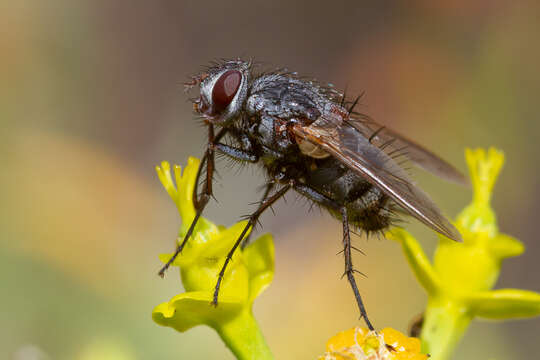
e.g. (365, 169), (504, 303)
(152, 157), (274, 360)
(319, 327), (428, 360)
(387, 148), (540, 360)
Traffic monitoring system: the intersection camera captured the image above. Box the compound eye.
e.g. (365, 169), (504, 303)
(211, 70), (242, 112)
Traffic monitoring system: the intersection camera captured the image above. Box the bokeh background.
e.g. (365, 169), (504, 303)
(2, 1), (540, 359)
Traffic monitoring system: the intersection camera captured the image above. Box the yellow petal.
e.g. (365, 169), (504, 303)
(152, 291), (243, 332)
(387, 228), (441, 296)
(243, 233), (275, 303)
(465, 289), (540, 319)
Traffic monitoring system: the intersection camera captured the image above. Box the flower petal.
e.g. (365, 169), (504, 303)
(242, 233), (275, 303)
(152, 291), (244, 332)
(204, 220), (251, 258)
(488, 233), (524, 259)
(465, 289), (540, 319)
(381, 327), (422, 354)
(176, 157), (218, 239)
(455, 148), (505, 237)
(465, 147), (504, 206)
(387, 228), (441, 296)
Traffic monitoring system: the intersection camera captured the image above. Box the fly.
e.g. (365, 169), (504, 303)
(159, 58), (467, 330)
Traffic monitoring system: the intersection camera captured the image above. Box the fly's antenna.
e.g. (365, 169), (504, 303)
(184, 72), (208, 92)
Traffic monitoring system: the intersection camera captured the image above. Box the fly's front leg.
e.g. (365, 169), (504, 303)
(213, 129), (259, 163)
(212, 182), (291, 306)
(214, 143), (259, 162)
(158, 124), (225, 277)
(294, 184), (374, 330)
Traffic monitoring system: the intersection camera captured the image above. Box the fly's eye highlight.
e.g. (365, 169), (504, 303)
(211, 70), (242, 112)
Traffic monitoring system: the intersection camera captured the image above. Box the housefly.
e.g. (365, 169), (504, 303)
(159, 58), (466, 330)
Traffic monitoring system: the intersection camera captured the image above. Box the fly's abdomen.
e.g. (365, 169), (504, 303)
(346, 185), (393, 232)
(306, 164), (394, 233)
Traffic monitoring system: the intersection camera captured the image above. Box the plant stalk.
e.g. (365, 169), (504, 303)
(215, 309), (274, 360)
(421, 298), (472, 360)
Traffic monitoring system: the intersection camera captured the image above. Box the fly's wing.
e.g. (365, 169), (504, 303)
(345, 116), (468, 186)
(292, 113), (462, 242)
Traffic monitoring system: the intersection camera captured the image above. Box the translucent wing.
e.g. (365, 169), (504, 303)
(292, 113), (462, 242)
(345, 116), (469, 186)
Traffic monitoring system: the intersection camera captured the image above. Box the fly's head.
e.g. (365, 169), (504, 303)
(186, 59), (251, 124)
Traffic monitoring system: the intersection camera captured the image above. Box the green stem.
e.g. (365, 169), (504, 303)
(421, 298), (472, 360)
(214, 309), (274, 360)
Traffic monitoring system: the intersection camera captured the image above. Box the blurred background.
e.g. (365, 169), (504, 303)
(2, 1), (540, 359)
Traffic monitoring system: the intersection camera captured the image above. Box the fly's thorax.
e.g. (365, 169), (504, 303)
(244, 72), (347, 161)
(246, 113), (297, 154)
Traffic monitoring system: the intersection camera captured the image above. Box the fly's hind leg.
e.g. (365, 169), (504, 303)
(294, 184), (375, 330)
(341, 207), (374, 331)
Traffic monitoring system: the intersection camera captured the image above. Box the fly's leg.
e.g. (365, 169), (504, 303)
(240, 182), (275, 249)
(206, 131), (263, 247)
(158, 125), (226, 277)
(294, 184), (374, 330)
(212, 140), (265, 249)
(159, 122), (259, 277)
(192, 130), (255, 205)
(341, 206), (374, 331)
(212, 183), (291, 306)
(213, 143), (259, 162)
(213, 126), (259, 163)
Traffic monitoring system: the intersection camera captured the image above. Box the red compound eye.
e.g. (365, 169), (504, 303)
(211, 70), (242, 112)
